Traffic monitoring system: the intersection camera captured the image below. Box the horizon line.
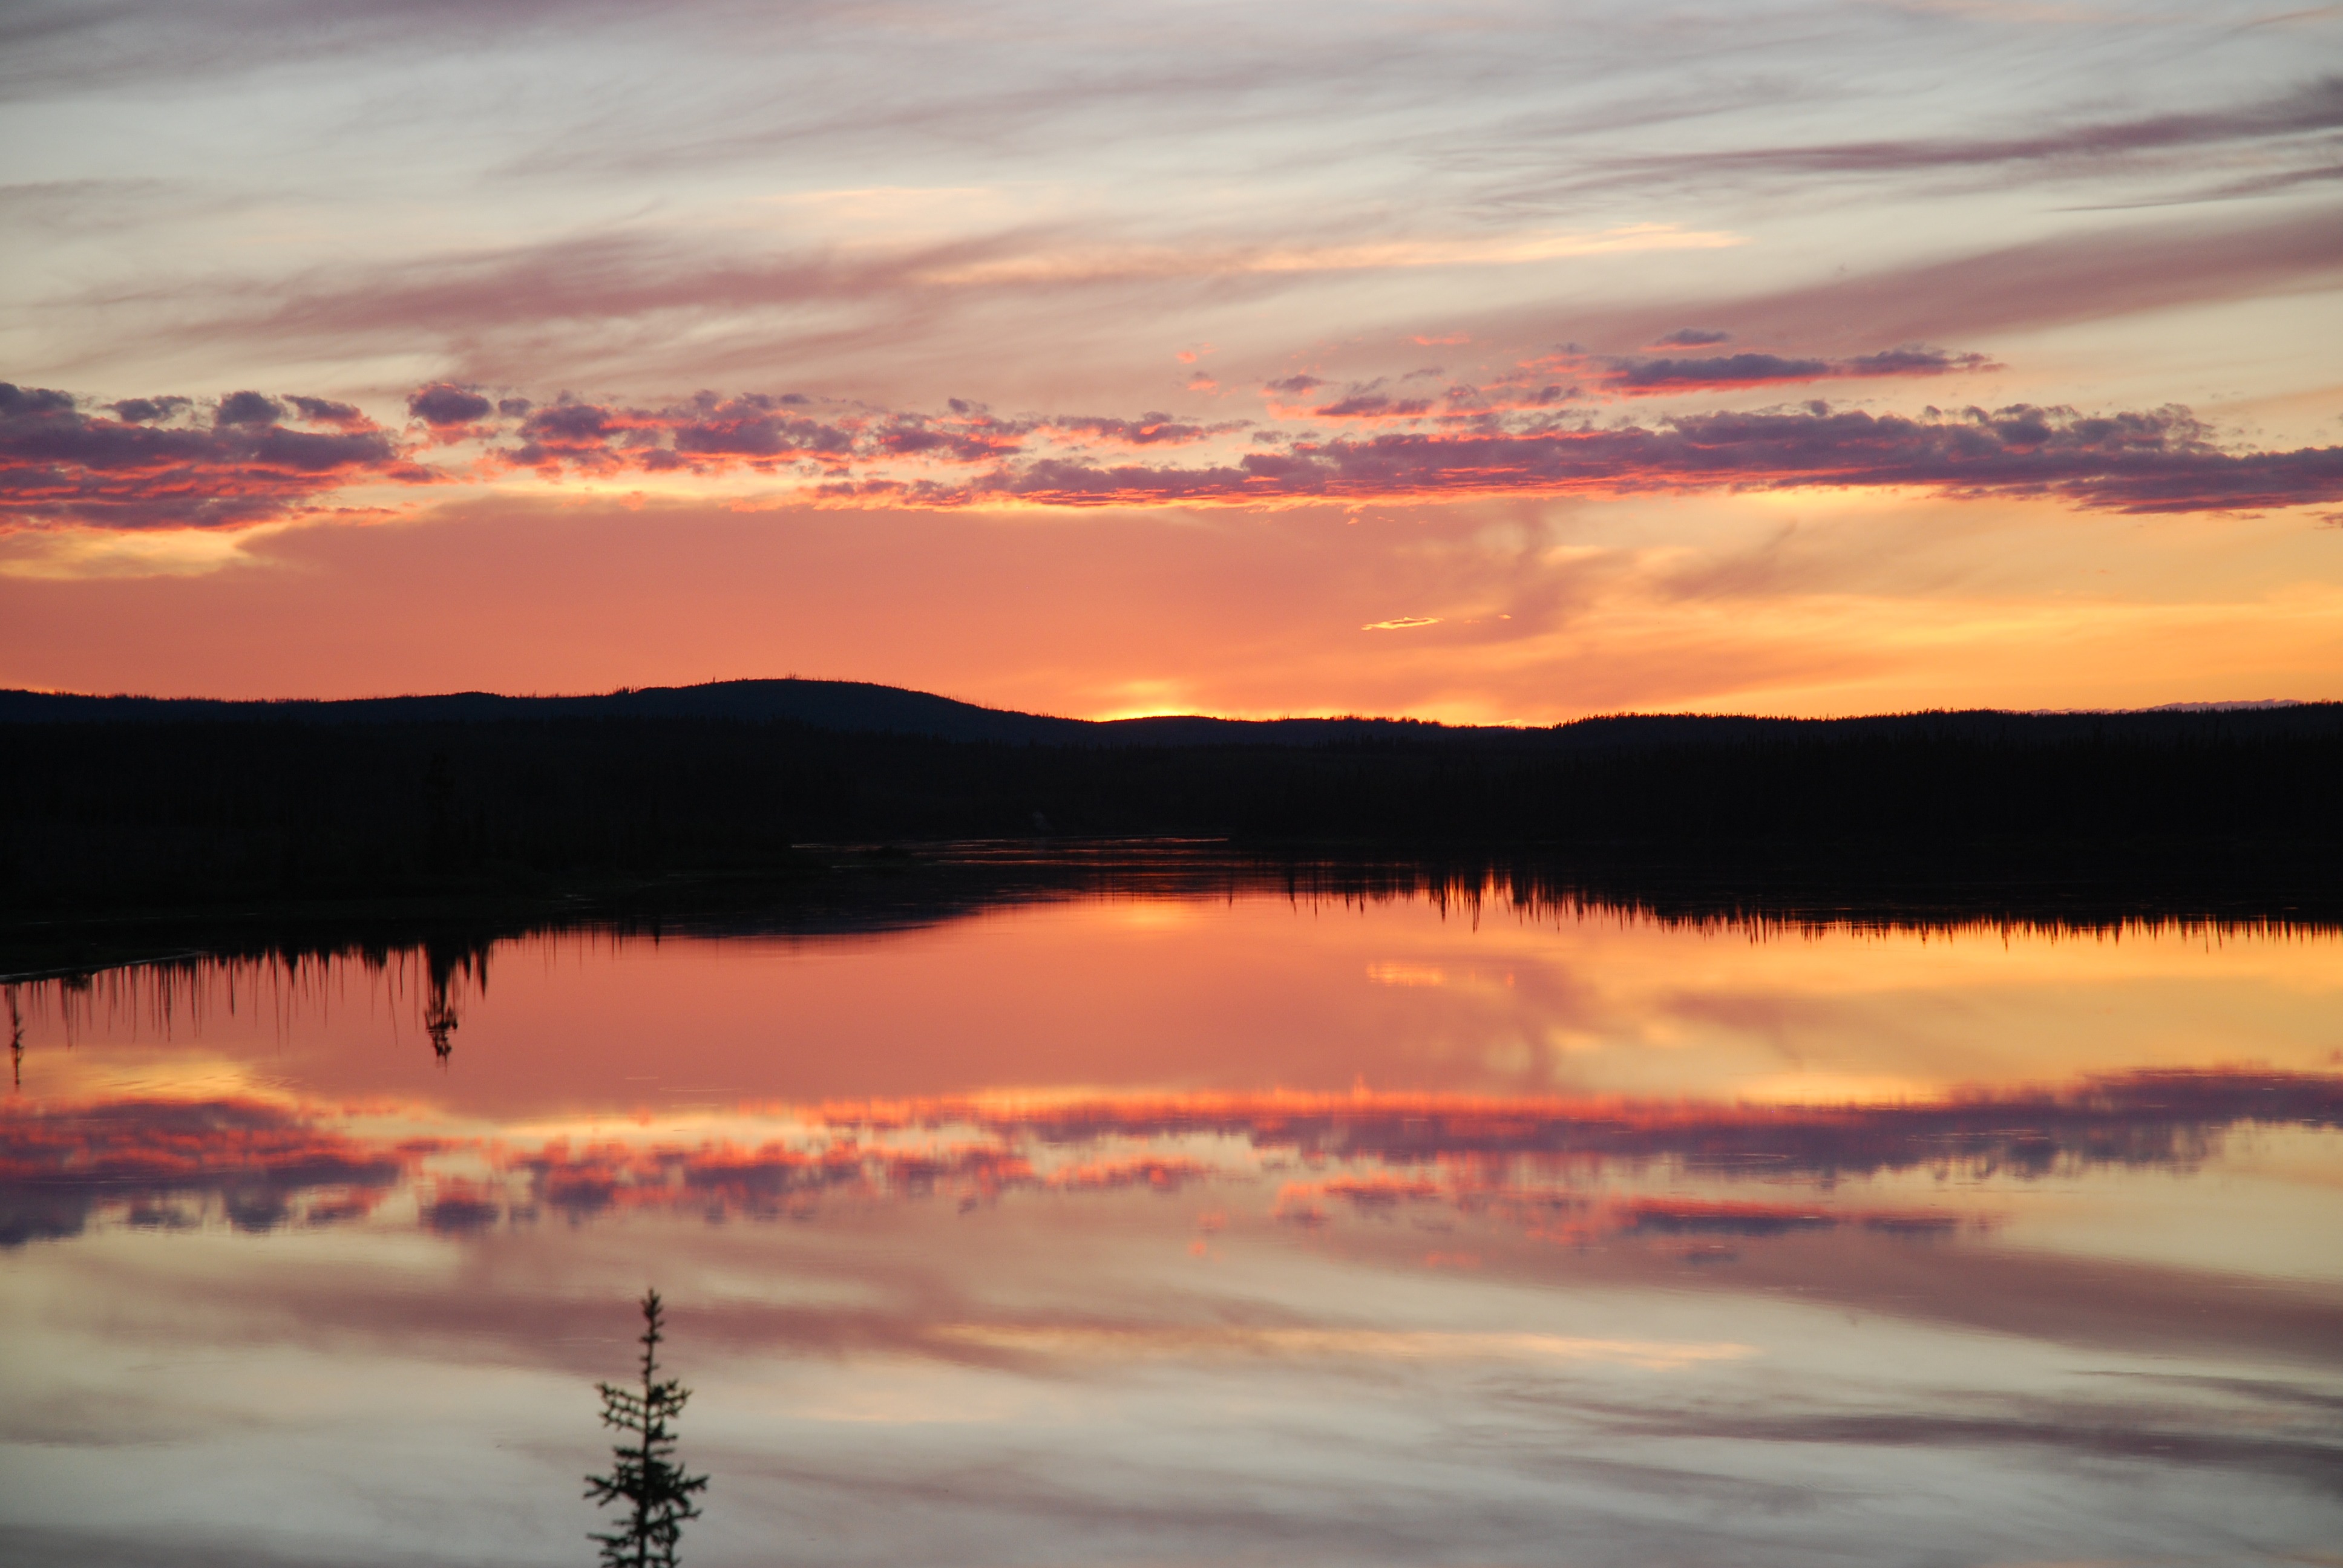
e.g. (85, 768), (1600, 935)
(0, 676), (2318, 729)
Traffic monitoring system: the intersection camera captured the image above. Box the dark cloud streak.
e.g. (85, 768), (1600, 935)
(1488, 74), (2343, 204)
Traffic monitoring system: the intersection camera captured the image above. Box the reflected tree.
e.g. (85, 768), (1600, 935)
(423, 990), (459, 1062)
(421, 937), (479, 1063)
(586, 1289), (709, 1568)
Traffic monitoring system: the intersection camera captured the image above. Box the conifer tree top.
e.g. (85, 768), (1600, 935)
(586, 1289), (709, 1568)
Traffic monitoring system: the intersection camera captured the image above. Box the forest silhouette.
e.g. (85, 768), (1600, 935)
(5, 681), (2338, 933)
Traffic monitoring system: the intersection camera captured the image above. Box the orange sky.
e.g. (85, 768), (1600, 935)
(2, 2), (2339, 716)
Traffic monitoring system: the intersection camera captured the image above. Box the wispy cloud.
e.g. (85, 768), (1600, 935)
(1480, 73), (2343, 204)
(934, 1324), (1755, 1370)
(1560, 207), (2343, 359)
(922, 224), (1744, 287)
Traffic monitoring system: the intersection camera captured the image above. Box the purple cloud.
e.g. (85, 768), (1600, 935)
(287, 394), (368, 428)
(1603, 353), (1833, 390)
(0, 383), (425, 530)
(14, 381), (2341, 526)
(973, 404), (2343, 515)
(407, 384), (496, 428)
(1314, 393), (1434, 419)
(213, 390), (283, 426)
(1595, 345), (1994, 394)
(106, 396), (190, 424)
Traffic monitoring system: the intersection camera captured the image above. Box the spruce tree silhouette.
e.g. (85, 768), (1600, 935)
(586, 1289), (709, 1568)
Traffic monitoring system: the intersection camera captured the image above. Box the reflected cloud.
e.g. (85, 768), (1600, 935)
(7, 1070), (2336, 1250)
(930, 1070), (2343, 1181)
(934, 1324), (1754, 1371)
(0, 1096), (401, 1246)
(1561, 1390), (2343, 1498)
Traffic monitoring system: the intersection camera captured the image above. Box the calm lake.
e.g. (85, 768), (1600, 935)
(6, 869), (2342, 1567)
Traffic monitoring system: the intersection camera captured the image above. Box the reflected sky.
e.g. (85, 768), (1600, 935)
(4, 887), (2341, 1566)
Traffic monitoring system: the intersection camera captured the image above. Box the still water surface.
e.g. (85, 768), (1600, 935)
(5, 880), (2341, 1566)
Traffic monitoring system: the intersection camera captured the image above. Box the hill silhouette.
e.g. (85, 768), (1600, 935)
(4, 678), (2338, 930)
(1, 676), (2327, 748)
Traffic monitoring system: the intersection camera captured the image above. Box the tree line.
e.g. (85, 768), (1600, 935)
(3, 705), (2338, 915)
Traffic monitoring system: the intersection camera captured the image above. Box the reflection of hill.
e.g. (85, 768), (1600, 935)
(5, 841), (2339, 993)
(5, 848), (2338, 1060)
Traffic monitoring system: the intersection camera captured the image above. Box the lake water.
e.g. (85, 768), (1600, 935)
(6, 874), (2342, 1567)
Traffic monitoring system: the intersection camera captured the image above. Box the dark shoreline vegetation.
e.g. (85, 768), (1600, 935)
(4, 678), (2339, 976)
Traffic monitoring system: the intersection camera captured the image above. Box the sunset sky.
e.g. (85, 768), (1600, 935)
(4, 0), (2339, 719)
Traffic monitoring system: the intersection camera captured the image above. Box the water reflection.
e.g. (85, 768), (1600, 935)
(11, 1068), (2340, 1256)
(3, 870), (2341, 1566)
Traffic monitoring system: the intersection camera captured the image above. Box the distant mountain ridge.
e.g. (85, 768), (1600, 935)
(0, 678), (2335, 748)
